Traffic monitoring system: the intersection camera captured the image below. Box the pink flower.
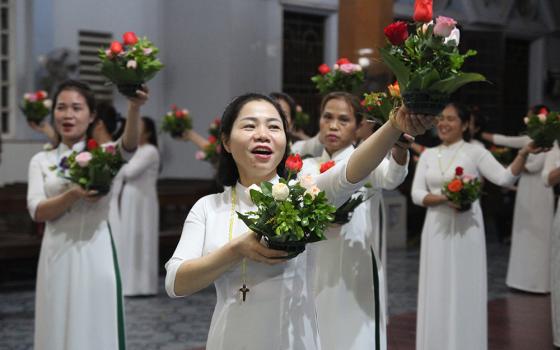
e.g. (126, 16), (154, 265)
(433, 16), (457, 37)
(305, 185), (321, 199)
(299, 174), (315, 190)
(75, 152), (93, 168)
(103, 144), (116, 155)
(105, 49), (113, 58)
(126, 60), (137, 69)
(26, 93), (37, 102)
(333, 64), (340, 70)
(195, 150), (206, 160)
(462, 174), (475, 183)
(143, 48), (153, 55)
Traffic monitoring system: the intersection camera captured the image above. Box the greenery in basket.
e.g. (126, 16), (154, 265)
(21, 90), (52, 123)
(237, 154), (336, 243)
(161, 104), (193, 137)
(524, 111), (560, 148)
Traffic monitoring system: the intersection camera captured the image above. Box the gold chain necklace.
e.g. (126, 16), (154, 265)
(229, 187), (249, 302)
(437, 141), (464, 176)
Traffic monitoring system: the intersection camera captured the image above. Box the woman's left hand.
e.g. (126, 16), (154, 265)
(391, 106), (438, 136)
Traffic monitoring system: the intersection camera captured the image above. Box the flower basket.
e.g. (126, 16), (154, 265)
(442, 166), (482, 212)
(161, 105), (192, 138)
(98, 32), (163, 97)
(237, 154), (336, 257)
(51, 140), (125, 195)
(524, 111), (560, 148)
(21, 91), (52, 123)
(380, 2), (486, 115)
(311, 58), (364, 95)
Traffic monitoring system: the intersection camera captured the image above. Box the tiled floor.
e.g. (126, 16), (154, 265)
(0, 240), (553, 349)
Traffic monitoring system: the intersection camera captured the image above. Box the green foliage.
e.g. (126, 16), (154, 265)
(332, 194), (367, 225)
(21, 100), (50, 123)
(161, 107), (192, 136)
(362, 92), (401, 123)
(311, 68), (365, 95)
(237, 178), (336, 243)
(442, 176), (482, 210)
(98, 37), (164, 85)
(524, 111), (560, 148)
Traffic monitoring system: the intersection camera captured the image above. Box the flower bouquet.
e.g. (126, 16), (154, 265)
(237, 154), (336, 258)
(523, 110), (560, 148)
(379, 0), (485, 115)
(442, 166), (482, 212)
(489, 145), (515, 165)
(311, 58), (365, 95)
(362, 81), (402, 125)
(195, 119), (222, 164)
(98, 31), (164, 97)
(161, 105), (192, 138)
(21, 90), (52, 123)
(318, 159), (368, 224)
(51, 140), (125, 195)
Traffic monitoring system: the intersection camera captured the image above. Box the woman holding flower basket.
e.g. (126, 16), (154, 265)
(26, 80), (148, 350)
(411, 102), (544, 350)
(481, 105), (554, 293)
(165, 93), (435, 349)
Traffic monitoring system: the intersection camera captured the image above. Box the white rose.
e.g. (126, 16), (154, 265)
(305, 185), (321, 199)
(272, 183), (290, 201)
(126, 60), (137, 69)
(43, 99), (52, 109)
(444, 28), (461, 46)
(538, 113), (547, 123)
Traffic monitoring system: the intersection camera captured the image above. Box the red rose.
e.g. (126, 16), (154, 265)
(384, 21), (409, 46)
(539, 107), (549, 115)
(175, 110), (184, 118)
(110, 41), (123, 55)
(208, 135), (217, 144)
(122, 32), (138, 46)
(318, 63), (330, 75)
(87, 139), (99, 150)
(413, 0), (433, 23)
(319, 160), (336, 174)
(336, 58), (351, 65)
(214, 118), (221, 125)
(447, 179), (463, 193)
(35, 90), (47, 100)
(455, 166), (464, 176)
(285, 154), (303, 173)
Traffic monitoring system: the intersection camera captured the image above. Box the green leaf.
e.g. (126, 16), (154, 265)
(428, 73), (487, 94)
(379, 47), (410, 92)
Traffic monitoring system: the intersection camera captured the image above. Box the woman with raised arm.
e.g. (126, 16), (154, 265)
(165, 93), (433, 350)
(27, 80), (148, 350)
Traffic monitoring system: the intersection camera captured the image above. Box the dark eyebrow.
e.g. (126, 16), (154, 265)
(239, 116), (282, 123)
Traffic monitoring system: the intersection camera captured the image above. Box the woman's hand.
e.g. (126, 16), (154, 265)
(231, 231), (289, 265)
(69, 185), (103, 203)
(520, 141), (549, 156)
(127, 85), (149, 109)
(390, 106), (438, 136)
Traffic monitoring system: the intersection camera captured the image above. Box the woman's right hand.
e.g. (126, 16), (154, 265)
(69, 185), (103, 203)
(231, 231), (289, 265)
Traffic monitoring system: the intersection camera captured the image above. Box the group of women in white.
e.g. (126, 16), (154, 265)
(25, 77), (559, 350)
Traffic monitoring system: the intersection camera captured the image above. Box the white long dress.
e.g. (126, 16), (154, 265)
(302, 145), (408, 350)
(165, 158), (364, 350)
(493, 134), (553, 292)
(411, 140), (519, 350)
(27, 140), (131, 350)
(541, 144), (560, 347)
(116, 144), (160, 296)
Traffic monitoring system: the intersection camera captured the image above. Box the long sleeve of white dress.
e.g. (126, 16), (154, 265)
(492, 134), (531, 149)
(524, 153), (546, 174)
(120, 144), (159, 180)
(27, 153), (48, 221)
(291, 134), (323, 157)
(411, 152), (430, 207)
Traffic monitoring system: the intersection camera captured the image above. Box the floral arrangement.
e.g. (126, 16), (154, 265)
(380, 0), (485, 115)
(237, 154), (336, 257)
(161, 104), (192, 138)
(98, 31), (164, 97)
(51, 139), (125, 195)
(195, 118), (222, 164)
(489, 145), (514, 165)
(523, 110), (560, 148)
(318, 159), (369, 224)
(362, 81), (402, 124)
(21, 90), (52, 123)
(442, 166), (482, 212)
(311, 57), (365, 95)
(294, 105), (311, 130)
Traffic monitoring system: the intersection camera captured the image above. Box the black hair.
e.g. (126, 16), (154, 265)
(445, 102), (472, 142)
(51, 80), (97, 140)
(469, 105), (487, 141)
(217, 93), (290, 187)
(141, 116), (158, 147)
(270, 92), (296, 123)
(319, 91), (364, 125)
